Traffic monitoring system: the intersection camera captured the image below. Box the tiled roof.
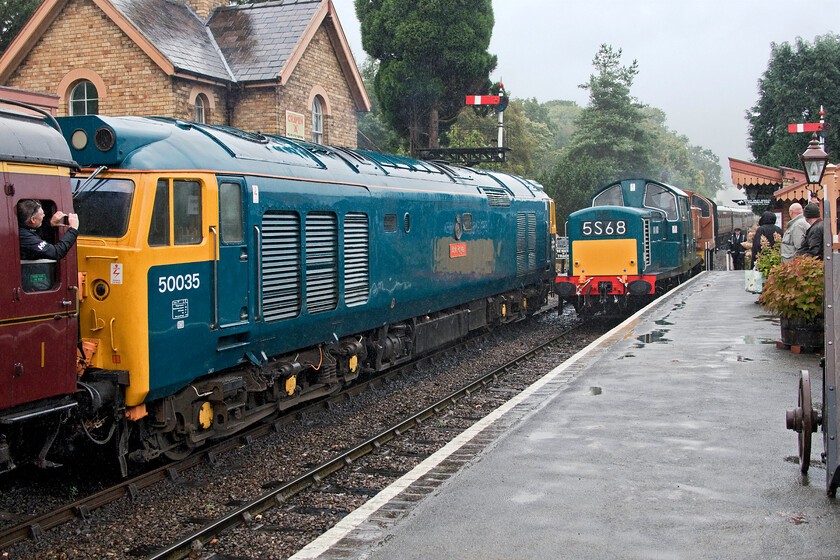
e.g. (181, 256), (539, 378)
(109, 0), (233, 81)
(208, 0), (321, 82)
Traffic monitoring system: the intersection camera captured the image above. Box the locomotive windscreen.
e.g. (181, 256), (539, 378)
(72, 177), (135, 237)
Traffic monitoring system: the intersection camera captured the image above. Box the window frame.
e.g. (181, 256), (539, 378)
(194, 94), (207, 124)
(69, 81), (98, 116)
(312, 96), (323, 144)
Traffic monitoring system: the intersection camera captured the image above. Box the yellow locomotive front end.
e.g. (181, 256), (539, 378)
(74, 170), (219, 411)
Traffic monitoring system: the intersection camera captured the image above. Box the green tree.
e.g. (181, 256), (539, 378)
(545, 44), (655, 224)
(443, 97), (549, 177)
(642, 106), (723, 197)
(355, 0), (497, 155)
(0, 0), (39, 55)
(541, 99), (581, 152)
(356, 57), (407, 154)
(748, 34), (840, 168)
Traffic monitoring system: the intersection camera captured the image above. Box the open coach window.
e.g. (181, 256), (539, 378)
(20, 198), (60, 293)
(72, 177), (135, 237)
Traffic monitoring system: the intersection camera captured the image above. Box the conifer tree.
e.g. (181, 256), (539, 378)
(355, 0), (497, 155)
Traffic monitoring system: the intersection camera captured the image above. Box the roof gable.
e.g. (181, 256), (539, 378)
(209, 0), (321, 83)
(0, 0), (369, 110)
(108, 0), (232, 81)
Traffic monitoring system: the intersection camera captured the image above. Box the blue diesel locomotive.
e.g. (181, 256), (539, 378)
(555, 178), (703, 315)
(1, 110), (556, 474)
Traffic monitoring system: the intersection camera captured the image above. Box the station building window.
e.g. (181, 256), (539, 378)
(69, 81), (98, 115)
(195, 94), (207, 124)
(312, 96), (324, 144)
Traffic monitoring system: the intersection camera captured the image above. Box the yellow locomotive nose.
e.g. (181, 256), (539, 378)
(571, 239), (638, 276)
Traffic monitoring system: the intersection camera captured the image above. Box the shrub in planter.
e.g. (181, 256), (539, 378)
(758, 256), (824, 348)
(754, 240), (781, 279)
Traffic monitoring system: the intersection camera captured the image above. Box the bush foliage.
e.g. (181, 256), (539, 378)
(758, 256), (824, 322)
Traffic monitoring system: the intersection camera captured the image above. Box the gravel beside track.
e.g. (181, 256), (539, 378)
(1, 300), (613, 560)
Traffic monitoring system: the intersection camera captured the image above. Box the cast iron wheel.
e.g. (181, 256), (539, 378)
(799, 371), (814, 473)
(786, 370), (816, 474)
(154, 431), (195, 461)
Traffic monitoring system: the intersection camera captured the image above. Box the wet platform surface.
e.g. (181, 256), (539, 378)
(291, 271), (839, 559)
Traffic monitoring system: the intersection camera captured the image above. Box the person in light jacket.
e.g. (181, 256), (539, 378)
(780, 203), (807, 263)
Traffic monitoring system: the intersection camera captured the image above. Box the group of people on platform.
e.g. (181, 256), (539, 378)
(727, 202), (824, 270)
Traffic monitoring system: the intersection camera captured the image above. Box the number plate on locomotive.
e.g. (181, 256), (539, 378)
(580, 220), (626, 236)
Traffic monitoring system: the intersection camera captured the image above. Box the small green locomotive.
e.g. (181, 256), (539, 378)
(555, 178), (704, 316)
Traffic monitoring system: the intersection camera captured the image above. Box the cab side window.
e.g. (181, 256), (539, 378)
(174, 180), (202, 245)
(20, 198), (59, 293)
(148, 179), (203, 246)
(219, 182), (243, 243)
(148, 180), (170, 247)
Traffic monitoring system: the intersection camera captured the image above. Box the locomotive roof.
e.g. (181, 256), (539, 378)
(593, 178), (690, 199)
(56, 115), (546, 198)
(0, 107), (77, 168)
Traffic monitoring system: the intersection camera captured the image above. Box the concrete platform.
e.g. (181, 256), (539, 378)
(291, 271), (838, 560)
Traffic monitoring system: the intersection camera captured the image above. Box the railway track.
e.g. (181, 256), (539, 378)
(0, 305), (610, 558)
(146, 318), (600, 560)
(0, 319), (523, 550)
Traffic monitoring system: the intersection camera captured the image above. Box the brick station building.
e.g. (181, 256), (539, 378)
(0, 0), (369, 146)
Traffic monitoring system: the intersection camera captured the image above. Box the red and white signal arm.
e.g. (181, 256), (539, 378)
(788, 122), (823, 133)
(466, 95), (500, 105)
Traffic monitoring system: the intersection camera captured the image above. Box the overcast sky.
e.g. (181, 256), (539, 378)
(331, 0), (838, 199)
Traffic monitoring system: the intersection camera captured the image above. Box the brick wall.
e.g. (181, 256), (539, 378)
(6, 0), (359, 145)
(185, 0), (226, 20)
(6, 0), (174, 116)
(279, 26), (358, 148)
(172, 78), (228, 126)
(231, 87), (279, 135)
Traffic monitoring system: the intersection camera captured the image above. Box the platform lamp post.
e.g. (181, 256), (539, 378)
(798, 130), (840, 496)
(800, 132), (830, 188)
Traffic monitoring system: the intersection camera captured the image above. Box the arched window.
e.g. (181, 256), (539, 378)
(194, 94), (207, 124)
(69, 81), (98, 115)
(312, 96), (323, 144)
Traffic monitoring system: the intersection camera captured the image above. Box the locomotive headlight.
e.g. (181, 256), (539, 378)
(70, 129), (88, 150)
(94, 126), (116, 151)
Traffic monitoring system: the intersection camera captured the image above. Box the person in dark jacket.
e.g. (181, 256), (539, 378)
(17, 199), (79, 261)
(751, 211), (782, 268)
(728, 227), (747, 270)
(796, 202), (824, 260)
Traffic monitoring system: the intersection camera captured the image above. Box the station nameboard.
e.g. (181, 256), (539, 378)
(285, 110), (305, 140)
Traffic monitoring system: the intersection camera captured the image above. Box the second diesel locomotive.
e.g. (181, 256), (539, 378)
(2, 110), (556, 475)
(556, 178), (714, 315)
